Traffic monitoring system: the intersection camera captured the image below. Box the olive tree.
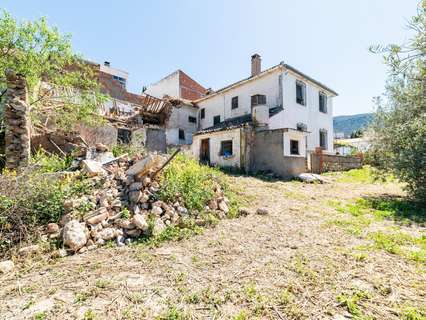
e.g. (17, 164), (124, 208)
(368, 0), (426, 202)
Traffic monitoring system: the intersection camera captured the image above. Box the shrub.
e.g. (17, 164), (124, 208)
(0, 170), (93, 257)
(30, 150), (74, 173)
(112, 143), (145, 158)
(159, 154), (227, 211)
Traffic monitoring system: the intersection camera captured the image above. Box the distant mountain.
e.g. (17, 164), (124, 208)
(333, 113), (374, 137)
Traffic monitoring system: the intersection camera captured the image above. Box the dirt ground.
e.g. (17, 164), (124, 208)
(1, 173), (425, 319)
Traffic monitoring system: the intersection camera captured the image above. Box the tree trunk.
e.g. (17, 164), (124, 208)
(4, 71), (30, 170)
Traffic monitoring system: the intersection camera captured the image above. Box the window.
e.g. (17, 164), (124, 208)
(213, 115), (221, 125)
(296, 81), (306, 105)
(220, 140), (233, 156)
(188, 116), (197, 123)
(296, 123), (307, 132)
(290, 140), (299, 155)
(251, 94), (267, 107)
(200, 108), (205, 119)
(231, 96), (239, 109)
(179, 129), (185, 140)
(113, 75), (126, 87)
(319, 92), (327, 113)
(117, 128), (131, 144)
(319, 129), (328, 149)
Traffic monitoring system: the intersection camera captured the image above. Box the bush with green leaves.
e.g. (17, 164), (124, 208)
(0, 10), (106, 133)
(0, 170), (93, 257)
(159, 154), (234, 212)
(30, 150), (74, 173)
(368, 1), (426, 203)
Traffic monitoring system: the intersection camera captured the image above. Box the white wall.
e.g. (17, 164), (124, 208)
(198, 70), (281, 129)
(283, 130), (307, 157)
(198, 66), (335, 153)
(269, 70), (334, 152)
(166, 104), (199, 145)
(192, 129), (241, 167)
(145, 71), (180, 99)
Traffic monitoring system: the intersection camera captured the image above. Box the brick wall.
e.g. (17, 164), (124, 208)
(179, 70), (206, 100)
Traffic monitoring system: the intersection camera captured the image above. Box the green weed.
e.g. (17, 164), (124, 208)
(336, 290), (371, 319)
(159, 154), (231, 211)
(156, 306), (190, 320)
(401, 306), (426, 320)
(31, 150), (73, 173)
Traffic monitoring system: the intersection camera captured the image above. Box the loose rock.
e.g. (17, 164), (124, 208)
(0, 260), (15, 274)
(218, 201), (229, 213)
(18, 244), (40, 256)
(63, 220), (87, 251)
(256, 207), (270, 215)
(46, 223), (60, 234)
(152, 218), (166, 236)
(132, 214), (149, 231)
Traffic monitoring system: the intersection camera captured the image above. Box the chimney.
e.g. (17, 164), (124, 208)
(251, 54), (261, 77)
(104, 61), (110, 67)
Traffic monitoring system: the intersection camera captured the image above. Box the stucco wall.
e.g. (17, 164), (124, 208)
(252, 129), (306, 178)
(145, 71), (180, 99)
(166, 104), (198, 145)
(269, 70), (334, 153)
(192, 128), (241, 168)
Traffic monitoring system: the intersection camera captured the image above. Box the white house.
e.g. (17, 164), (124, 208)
(191, 54), (338, 177)
(145, 70), (206, 145)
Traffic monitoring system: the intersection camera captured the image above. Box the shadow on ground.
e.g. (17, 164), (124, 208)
(361, 194), (426, 226)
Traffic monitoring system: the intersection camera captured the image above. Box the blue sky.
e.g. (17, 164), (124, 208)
(2, 0), (419, 115)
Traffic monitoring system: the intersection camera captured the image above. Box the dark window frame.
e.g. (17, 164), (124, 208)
(200, 108), (205, 119)
(296, 123), (307, 132)
(231, 96), (239, 109)
(290, 139), (300, 155)
(220, 140), (233, 156)
(251, 94), (267, 107)
(179, 129), (185, 140)
(296, 80), (306, 106)
(188, 116), (197, 123)
(213, 115), (221, 126)
(319, 92), (327, 113)
(319, 129), (328, 150)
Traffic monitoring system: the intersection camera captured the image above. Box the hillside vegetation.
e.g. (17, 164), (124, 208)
(333, 113), (374, 137)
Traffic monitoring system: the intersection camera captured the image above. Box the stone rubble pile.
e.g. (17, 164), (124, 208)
(43, 144), (231, 255)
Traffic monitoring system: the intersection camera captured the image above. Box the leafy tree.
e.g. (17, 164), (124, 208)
(0, 11), (106, 133)
(368, 1), (426, 203)
(350, 129), (364, 139)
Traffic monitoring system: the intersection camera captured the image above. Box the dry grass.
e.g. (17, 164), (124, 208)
(0, 170), (425, 319)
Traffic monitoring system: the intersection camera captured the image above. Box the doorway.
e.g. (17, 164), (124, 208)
(200, 138), (210, 164)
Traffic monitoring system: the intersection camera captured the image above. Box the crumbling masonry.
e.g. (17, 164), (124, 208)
(4, 71), (30, 170)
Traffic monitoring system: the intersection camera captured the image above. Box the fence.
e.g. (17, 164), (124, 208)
(310, 148), (362, 174)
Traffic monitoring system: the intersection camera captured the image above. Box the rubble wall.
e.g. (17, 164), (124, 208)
(146, 128), (167, 153)
(79, 125), (118, 146)
(4, 72), (30, 170)
(252, 129), (306, 178)
(310, 152), (362, 173)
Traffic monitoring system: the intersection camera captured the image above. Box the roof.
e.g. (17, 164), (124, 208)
(194, 106), (286, 135)
(194, 114), (253, 135)
(194, 62), (338, 103)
